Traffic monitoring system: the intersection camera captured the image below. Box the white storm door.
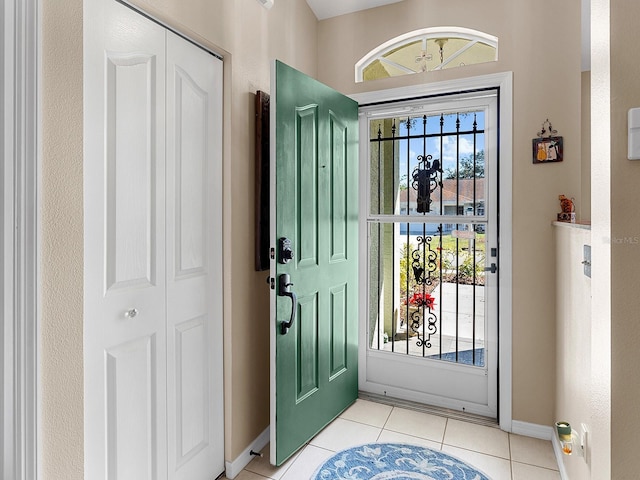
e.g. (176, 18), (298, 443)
(165, 31), (224, 479)
(359, 92), (499, 418)
(84, 1), (168, 479)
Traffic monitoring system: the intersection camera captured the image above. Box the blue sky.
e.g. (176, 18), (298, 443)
(393, 111), (486, 185)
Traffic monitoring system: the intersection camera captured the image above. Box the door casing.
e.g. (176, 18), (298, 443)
(352, 71), (514, 431)
(2, 0), (40, 478)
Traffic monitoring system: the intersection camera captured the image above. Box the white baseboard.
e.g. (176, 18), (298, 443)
(511, 420), (553, 440)
(551, 432), (570, 480)
(512, 421), (569, 479)
(224, 426), (270, 479)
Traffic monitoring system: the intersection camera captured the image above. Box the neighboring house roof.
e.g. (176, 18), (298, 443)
(398, 178), (485, 206)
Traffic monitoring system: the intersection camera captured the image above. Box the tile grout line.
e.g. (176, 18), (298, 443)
(441, 417), (449, 450)
(508, 433), (514, 480)
(383, 404), (394, 429)
(511, 459), (561, 472)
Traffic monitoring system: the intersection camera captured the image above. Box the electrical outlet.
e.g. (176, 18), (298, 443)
(581, 423), (589, 464)
(583, 245), (591, 277)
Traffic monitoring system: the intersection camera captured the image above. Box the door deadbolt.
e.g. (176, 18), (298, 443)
(278, 237), (294, 264)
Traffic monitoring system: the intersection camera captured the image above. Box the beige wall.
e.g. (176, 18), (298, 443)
(41, 0), (84, 478)
(41, 0), (318, 476)
(609, 2), (640, 477)
(317, 0), (582, 427)
(554, 224), (591, 478)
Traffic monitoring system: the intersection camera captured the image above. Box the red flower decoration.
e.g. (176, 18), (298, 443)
(408, 292), (436, 308)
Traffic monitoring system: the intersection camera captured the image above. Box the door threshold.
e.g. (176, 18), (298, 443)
(358, 391), (498, 429)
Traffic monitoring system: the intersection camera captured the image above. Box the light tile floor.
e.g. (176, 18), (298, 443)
(222, 399), (560, 480)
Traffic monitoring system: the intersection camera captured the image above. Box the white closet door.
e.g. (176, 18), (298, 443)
(165, 30), (224, 479)
(84, 2), (224, 479)
(84, 1), (168, 479)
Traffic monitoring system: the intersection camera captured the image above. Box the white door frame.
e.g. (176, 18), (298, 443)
(2, 0), (40, 478)
(351, 71), (513, 431)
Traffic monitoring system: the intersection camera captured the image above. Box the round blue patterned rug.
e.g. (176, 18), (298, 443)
(312, 443), (491, 480)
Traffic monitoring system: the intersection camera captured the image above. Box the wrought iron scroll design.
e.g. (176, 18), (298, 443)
(410, 235), (438, 348)
(412, 308), (438, 348)
(411, 154), (441, 213)
(411, 235), (437, 286)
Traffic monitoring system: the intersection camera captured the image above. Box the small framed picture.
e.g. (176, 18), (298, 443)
(532, 136), (563, 164)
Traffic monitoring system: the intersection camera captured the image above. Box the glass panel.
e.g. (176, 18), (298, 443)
(363, 59), (392, 81)
(442, 42), (497, 70)
(383, 40), (425, 74)
(369, 111), (486, 217)
(369, 118), (399, 215)
(381, 38), (492, 76)
(368, 222), (486, 366)
(427, 38), (470, 67)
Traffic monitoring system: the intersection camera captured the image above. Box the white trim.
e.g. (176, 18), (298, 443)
(2, 0), (40, 479)
(352, 71), (513, 433)
(268, 60), (277, 466)
(224, 426), (270, 479)
(513, 421), (568, 478)
(351, 72), (511, 106)
(355, 27), (499, 82)
(511, 420), (554, 440)
(496, 72), (513, 433)
(357, 382), (494, 418)
(551, 433), (570, 480)
(357, 107), (369, 405)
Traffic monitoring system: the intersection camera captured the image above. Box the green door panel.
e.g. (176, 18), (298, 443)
(271, 60), (359, 466)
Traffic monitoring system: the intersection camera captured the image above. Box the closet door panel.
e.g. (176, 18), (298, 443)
(84, 1), (167, 479)
(165, 30), (224, 480)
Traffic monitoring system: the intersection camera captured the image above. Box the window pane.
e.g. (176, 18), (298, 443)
(370, 111), (487, 217)
(443, 42), (497, 70)
(367, 221), (486, 365)
(363, 59), (392, 81)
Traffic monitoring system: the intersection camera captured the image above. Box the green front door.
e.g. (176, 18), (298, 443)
(270, 61), (359, 466)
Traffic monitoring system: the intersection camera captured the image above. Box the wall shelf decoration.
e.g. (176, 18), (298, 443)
(532, 118), (563, 164)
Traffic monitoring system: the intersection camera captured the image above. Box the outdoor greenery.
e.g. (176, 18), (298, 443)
(398, 149), (484, 192)
(398, 234), (485, 324)
(399, 234), (485, 324)
(444, 150), (485, 179)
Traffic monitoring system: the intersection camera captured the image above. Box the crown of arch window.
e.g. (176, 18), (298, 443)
(355, 27), (498, 83)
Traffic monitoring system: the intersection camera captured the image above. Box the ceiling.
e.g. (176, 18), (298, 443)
(305, 0), (403, 20)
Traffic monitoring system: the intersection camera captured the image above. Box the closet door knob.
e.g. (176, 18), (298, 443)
(125, 308), (139, 319)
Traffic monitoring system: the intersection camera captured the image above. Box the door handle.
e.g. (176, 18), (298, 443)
(278, 273), (297, 335)
(484, 263), (497, 274)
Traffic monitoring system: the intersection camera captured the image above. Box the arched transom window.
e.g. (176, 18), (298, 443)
(356, 27), (498, 82)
